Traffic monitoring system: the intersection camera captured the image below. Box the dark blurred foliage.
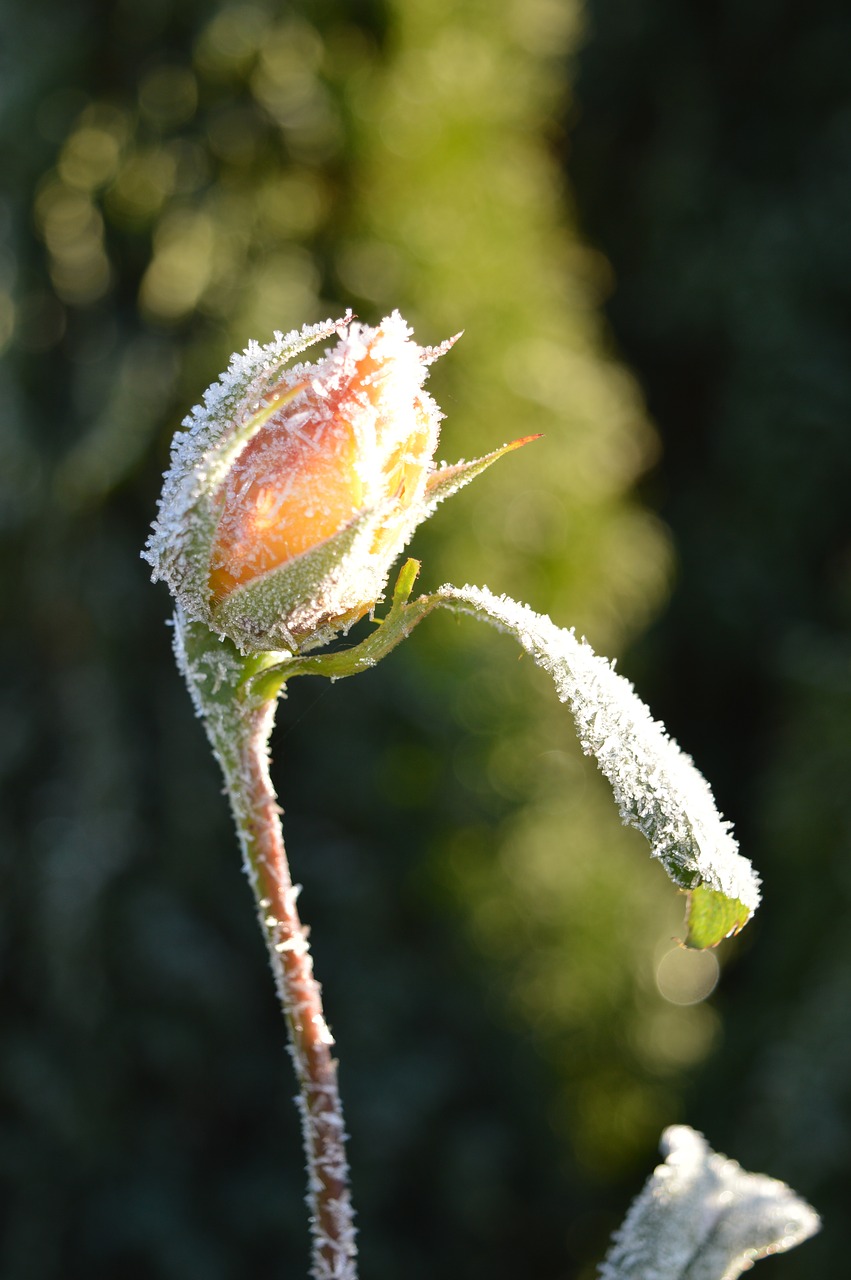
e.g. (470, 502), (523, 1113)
(0, 0), (846, 1277)
(570, 1), (851, 1275)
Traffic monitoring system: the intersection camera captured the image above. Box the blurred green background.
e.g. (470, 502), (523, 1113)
(1, 0), (848, 1276)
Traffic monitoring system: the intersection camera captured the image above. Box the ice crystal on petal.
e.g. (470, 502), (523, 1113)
(599, 1126), (819, 1280)
(437, 584), (761, 916)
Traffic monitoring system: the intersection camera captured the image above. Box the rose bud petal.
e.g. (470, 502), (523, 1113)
(144, 312), (535, 655)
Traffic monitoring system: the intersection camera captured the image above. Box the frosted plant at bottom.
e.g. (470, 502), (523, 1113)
(599, 1126), (819, 1280)
(144, 312), (818, 1280)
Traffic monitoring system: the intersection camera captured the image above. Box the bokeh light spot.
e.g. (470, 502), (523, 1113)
(656, 945), (720, 1005)
(336, 240), (406, 303)
(255, 172), (327, 237)
(194, 4), (271, 78)
(58, 126), (122, 192)
(35, 179), (111, 305)
(106, 149), (177, 226)
(139, 210), (214, 322)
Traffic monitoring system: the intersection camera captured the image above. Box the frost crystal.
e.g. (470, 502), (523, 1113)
(598, 1126), (819, 1280)
(438, 585), (761, 915)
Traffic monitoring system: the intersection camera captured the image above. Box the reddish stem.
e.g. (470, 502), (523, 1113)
(235, 700), (356, 1280)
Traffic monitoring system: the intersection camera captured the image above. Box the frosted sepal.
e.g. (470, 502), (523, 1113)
(424, 435), (540, 510)
(599, 1126), (819, 1280)
(435, 584), (760, 944)
(210, 505), (387, 654)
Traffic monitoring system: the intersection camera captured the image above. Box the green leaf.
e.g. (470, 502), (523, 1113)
(685, 885), (751, 950)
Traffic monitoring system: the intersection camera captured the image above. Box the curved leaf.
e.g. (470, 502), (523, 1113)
(433, 585), (761, 945)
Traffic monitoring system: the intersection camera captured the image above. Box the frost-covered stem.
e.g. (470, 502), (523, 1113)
(226, 697), (356, 1280)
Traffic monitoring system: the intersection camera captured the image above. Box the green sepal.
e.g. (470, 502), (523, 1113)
(248, 559), (435, 700)
(424, 435), (540, 509)
(206, 321), (343, 434)
(210, 506), (382, 654)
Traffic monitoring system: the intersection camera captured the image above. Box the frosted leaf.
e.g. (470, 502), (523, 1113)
(599, 1126), (819, 1280)
(435, 584), (760, 939)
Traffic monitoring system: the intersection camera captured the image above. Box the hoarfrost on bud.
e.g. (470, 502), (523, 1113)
(144, 314), (350, 618)
(144, 312), (526, 656)
(598, 1126), (820, 1280)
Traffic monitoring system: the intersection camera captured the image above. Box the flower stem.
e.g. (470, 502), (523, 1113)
(228, 696), (356, 1280)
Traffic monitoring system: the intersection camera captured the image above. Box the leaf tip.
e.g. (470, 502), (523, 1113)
(684, 885), (753, 950)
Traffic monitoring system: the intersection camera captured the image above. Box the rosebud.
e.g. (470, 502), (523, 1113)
(144, 312), (533, 654)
